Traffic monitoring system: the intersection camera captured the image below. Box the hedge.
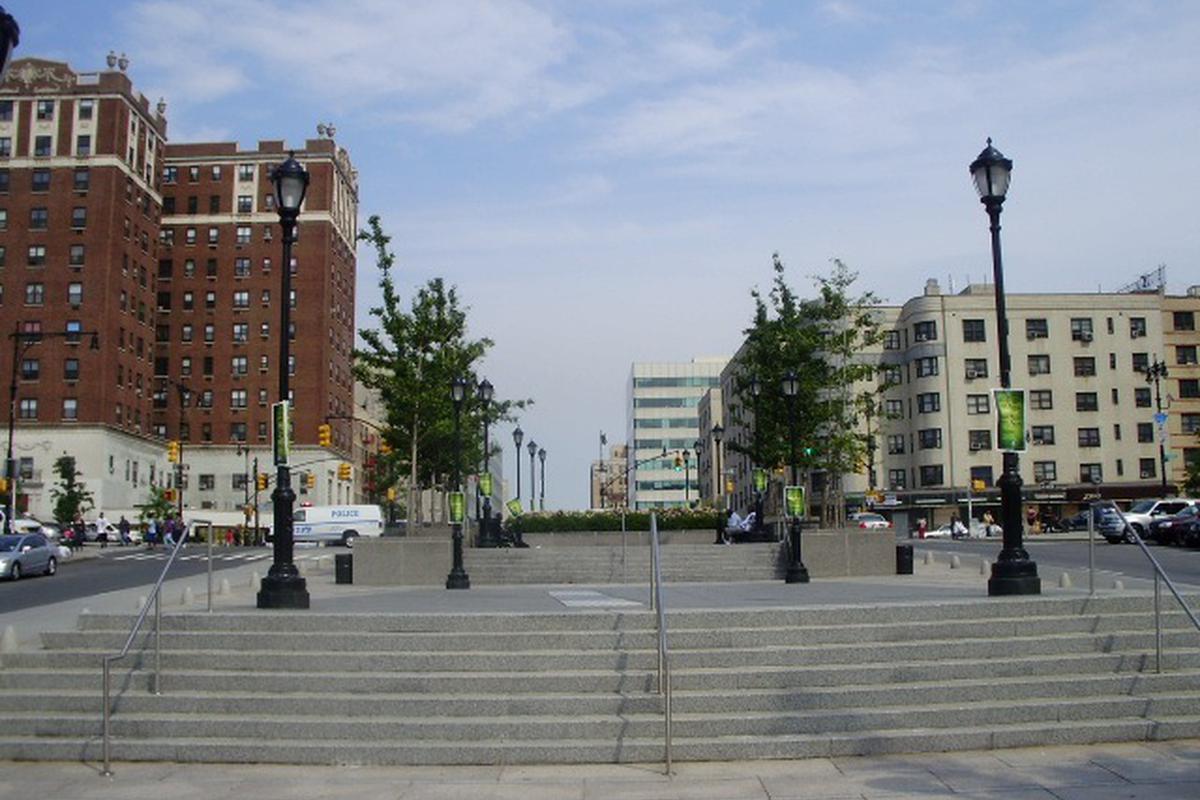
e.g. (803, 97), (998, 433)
(506, 508), (721, 534)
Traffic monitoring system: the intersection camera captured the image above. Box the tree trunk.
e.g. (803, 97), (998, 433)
(409, 413), (420, 527)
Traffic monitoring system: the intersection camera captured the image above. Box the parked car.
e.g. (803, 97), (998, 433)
(926, 523), (956, 539)
(1122, 499), (1199, 539)
(849, 512), (891, 529)
(0, 532), (58, 580)
(1149, 505), (1200, 547)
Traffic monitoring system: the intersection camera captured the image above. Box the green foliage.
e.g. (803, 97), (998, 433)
(140, 485), (174, 524)
(353, 216), (530, 513)
(50, 455), (93, 526)
(507, 507), (721, 534)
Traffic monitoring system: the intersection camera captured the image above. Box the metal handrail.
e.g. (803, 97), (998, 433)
(101, 519), (211, 776)
(1092, 501), (1200, 672)
(648, 513), (672, 775)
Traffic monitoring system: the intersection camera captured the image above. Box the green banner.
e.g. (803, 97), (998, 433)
(753, 468), (768, 493)
(272, 401), (290, 466)
(479, 473), (493, 496)
(448, 491), (465, 524)
(506, 498), (523, 516)
(785, 485), (806, 519)
(994, 388), (1026, 452)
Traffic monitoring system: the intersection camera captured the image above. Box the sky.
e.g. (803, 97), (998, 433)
(12, 1), (1200, 509)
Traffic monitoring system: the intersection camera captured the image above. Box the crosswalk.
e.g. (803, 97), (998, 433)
(102, 551), (276, 564)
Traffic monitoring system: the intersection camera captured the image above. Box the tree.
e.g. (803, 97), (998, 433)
(140, 485), (174, 525)
(354, 216), (529, 525)
(50, 454), (93, 527)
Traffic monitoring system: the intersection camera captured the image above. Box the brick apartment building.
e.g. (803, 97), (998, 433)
(0, 56), (359, 521)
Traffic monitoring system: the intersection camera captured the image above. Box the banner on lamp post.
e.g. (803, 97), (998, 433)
(479, 473), (493, 496)
(271, 401), (290, 466)
(993, 388), (1027, 453)
(505, 498), (522, 516)
(448, 492), (465, 524)
(785, 485), (806, 519)
(753, 468), (768, 493)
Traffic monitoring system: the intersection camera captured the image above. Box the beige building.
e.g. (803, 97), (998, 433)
(1161, 290), (1200, 489)
(589, 443), (628, 509)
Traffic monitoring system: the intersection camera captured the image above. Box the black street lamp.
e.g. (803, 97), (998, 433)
(160, 376), (196, 522)
(748, 375), (765, 534)
(712, 424), (725, 544)
(446, 377), (470, 589)
(477, 379), (494, 545)
(513, 426), (524, 509)
(971, 138), (1039, 596)
(0, 6), (19, 83)
(6, 327), (97, 533)
(258, 152), (310, 610)
(527, 439), (537, 513)
(781, 370), (810, 583)
(682, 449), (691, 506)
(537, 447), (547, 511)
(1145, 358), (1170, 494)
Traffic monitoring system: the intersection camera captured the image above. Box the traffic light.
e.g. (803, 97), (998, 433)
(673, 455), (683, 471)
(257, 473), (269, 491)
(0, 477), (7, 494)
(338, 462), (352, 481)
(317, 423), (332, 448)
(166, 440), (180, 463)
(306, 472), (316, 489)
(387, 487), (397, 502)
(162, 488), (176, 503)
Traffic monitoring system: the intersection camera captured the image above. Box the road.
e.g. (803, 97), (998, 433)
(914, 534), (1200, 587)
(0, 545), (276, 612)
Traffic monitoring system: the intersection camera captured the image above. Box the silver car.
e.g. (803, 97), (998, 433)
(0, 532), (57, 580)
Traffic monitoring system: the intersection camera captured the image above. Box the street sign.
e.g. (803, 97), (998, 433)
(1154, 412), (1168, 426)
(272, 401), (290, 466)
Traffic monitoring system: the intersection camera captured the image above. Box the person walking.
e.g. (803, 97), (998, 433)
(96, 511), (109, 548)
(146, 517), (158, 550)
(118, 515), (131, 545)
(163, 515), (177, 549)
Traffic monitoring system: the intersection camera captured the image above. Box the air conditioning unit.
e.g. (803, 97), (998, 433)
(965, 369), (979, 380)
(1080, 332), (1093, 342)
(969, 442), (982, 451)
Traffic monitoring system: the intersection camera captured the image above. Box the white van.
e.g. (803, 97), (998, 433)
(292, 505), (384, 547)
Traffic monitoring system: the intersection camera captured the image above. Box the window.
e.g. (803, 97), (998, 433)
(259, 322), (270, 339)
(966, 394), (990, 415)
(1080, 463), (1103, 483)
(1030, 390), (1053, 410)
(914, 320), (937, 342)
(29, 207), (48, 228)
(183, 259), (196, 278)
(1076, 392), (1098, 412)
(231, 389), (247, 408)
(919, 465), (944, 486)
(1131, 352), (1149, 373)
(34, 135), (52, 157)
(180, 357), (192, 376)
(20, 358), (38, 380)
(0, 137), (10, 157)
(209, 195), (220, 214)
(236, 225), (251, 244)
(233, 290), (250, 309)
(1033, 461), (1057, 483)
(1183, 413), (1200, 435)
(211, 165), (222, 180)
(187, 196), (199, 214)
(962, 319), (986, 342)
(205, 290), (216, 310)
(18, 398), (37, 419)
(156, 291), (172, 311)
(964, 359), (988, 379)
(233, 257), (251, 278)
(884, 330), (900, 350)
(163, 166), (178, 183)
(69, 244), (85, 267)
(27, 245), (46, 265)
(1180, 379), (1200, 399)
(31, 169), (50, 192)
(0, 101), (10, 121)
(1174, 311), (1195, 331)
(199, 389), (214, 408)
(0, 244), (5, 266)
(883, 366), (901, 386)
(1135, 387), (1152, 407)
(917, 392), (941, 413)
(181, 291), (194, 311)
(189, 166), (200, 182)
(25, 283), (45, 305)
(63, 359), (79, 380)
(1031, 425), (1055, 445)
(231, 356), (248, 375)
(237, 195), (252, 213)
(969, 466), (993, 487)
(185, 227), (197, 245)
(918, 428), (942, 449)
(1073, 357), (1096, 377)
(0, 169), (7, 191)
(1078, 428), (1101, 447)
(181, 324), (193, 343)
(1177, 345), (1198, 365)
(258, 387), (268, 404)
(199, 474), (215, 491)
(72, 207), (87, 228)
(1136, 422), (1154, 443)
(67, 283), (83, 306)
(888, 469), (907, 489)
(1130, 317), (1147, 338)
(238, 164), (255, 181)
(232, 323), (249, 342)
(1070, 317), (1093, 341)
(915, 357), (938, 378)
(75, 135), (91, 156)
(207, 227), (219, 244)
(1027, 354), (1050, 375)
(1139, 458), (1157, 479)
(65, 321), (81, 343)
(73, 168), (89, 191)
(36, 99), (54, 120)
(887, 434), (905, 454)
(206, 258), (218, 277)
(968, 430), (991, 451)
(203, 324), (215, 343)
(78, 99), (94, 120)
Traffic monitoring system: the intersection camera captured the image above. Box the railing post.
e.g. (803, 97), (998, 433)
(1154, 571), (1162, 674)
(207, 522), (214, 613)
(1087, 503), (1095, 596)
(153, 592), (161, 695)
(102, 659), (112, 776)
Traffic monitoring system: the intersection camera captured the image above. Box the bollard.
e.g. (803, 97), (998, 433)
(1059, 572), (1073, 589)
(950, 555), (961, 569)
(923, 550), (935, 566)
(0, 625), (17, 653)
(1113, 579), (1125, 591)
(219, 578), (231, 596)
(181, 586), (194, 606)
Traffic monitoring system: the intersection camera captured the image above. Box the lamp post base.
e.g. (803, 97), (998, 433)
(785, 563), (810, 583)
(987, 560), (1041, 596)
(256, 574), (310, 609)
(785, 519), (809, 583)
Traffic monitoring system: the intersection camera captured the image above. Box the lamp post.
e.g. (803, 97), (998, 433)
(682, 450), (691, 506)
(7, 328), (97, 533)
(162, 377), (195, 522)
(527, 439), (537, 513)
(0, 6), (19, 83)
(971, 138), (1039, 596)
(537, 447), (546, 511)
(478, 379), (494, 545)
(446, 377), (470, 589)
(513, 426), (524, 509)
(749, 375), (765, 533)
(258, 152), (310, 609)
(781, 371), (810, 583)
(712, 424), (725, 544)
(1145, 358), (1170, 494)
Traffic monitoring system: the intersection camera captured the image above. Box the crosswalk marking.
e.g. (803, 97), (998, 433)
(548, 589), (642, 608)
(105, 551), (274, 563)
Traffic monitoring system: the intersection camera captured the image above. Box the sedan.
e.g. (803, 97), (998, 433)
(1150, 506), (1200, 547)
(850, 512), (892, 529)
(0, 532), (58, 580)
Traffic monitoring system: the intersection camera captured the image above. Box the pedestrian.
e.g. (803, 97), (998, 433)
(146, 517), (158, 549)
(950, 514), (968, 539)
(1026, 506), (1039, 534)
(163, 515), (177, 549)
(72, 513), (86, 550)
(96, 510), (109, 548)
(118, 515), (131, 545)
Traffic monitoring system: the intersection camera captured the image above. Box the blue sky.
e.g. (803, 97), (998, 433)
(13, 1), (1200, 508)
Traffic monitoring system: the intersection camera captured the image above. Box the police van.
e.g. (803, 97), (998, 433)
(292, 505), (384, 547)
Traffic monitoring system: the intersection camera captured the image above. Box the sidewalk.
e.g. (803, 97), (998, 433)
(1, 740), (1197, 799)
